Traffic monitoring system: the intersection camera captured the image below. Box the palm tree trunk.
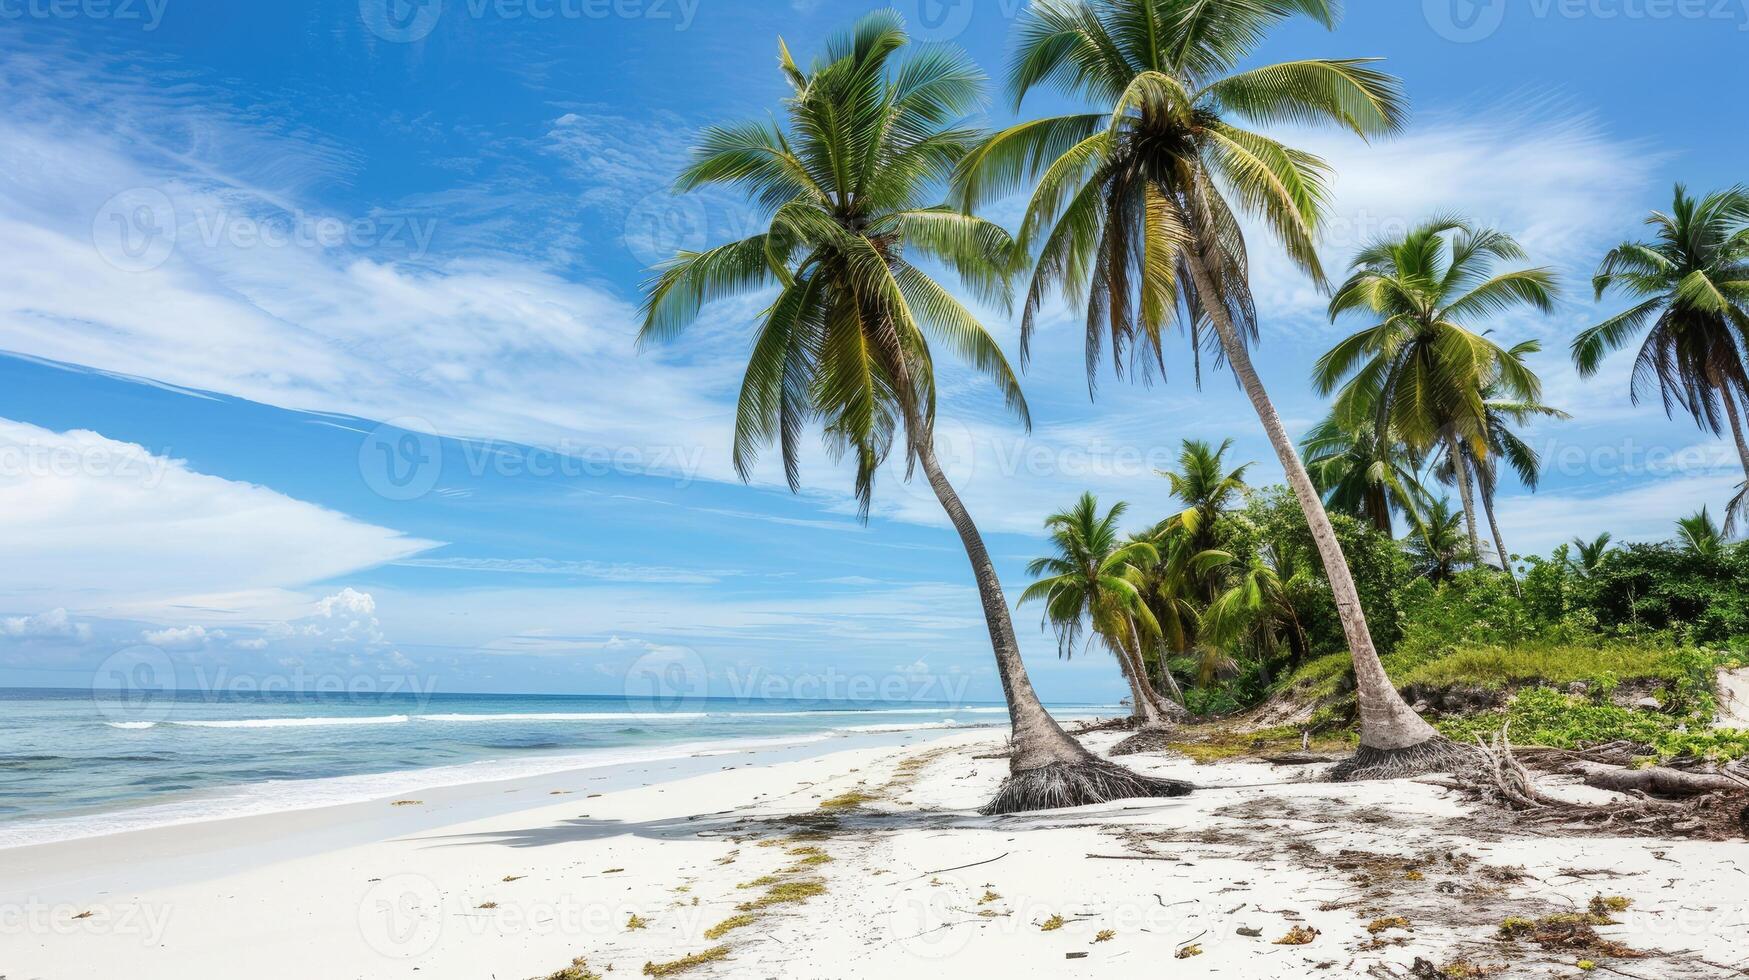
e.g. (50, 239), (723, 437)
(1445, 432), (1486, 564)
(1124, 618), (1187, 723)
(911, 434), (1191, 809)
(1721, 383), (1749, 481)
(1479, 479), (1518, 590)
(1182, 249), (1441, 760)
(910, 436), (1090, 770)
(1109, 627), (1162, 728)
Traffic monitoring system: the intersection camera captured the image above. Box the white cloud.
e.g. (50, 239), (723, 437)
(0, 608), (91, 642)
(0, 419), (437, 616)
(141, 624), (210, 651)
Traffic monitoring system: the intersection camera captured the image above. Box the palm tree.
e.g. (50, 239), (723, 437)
(1126, 524), (1215, 705)
(1576, 185), (1749, 484)
(1404, 499), (1471, 584)
(1302, 415), (1431, 535)
(1020, 494), (1183, 728)
(1434, 340), (1569, 585)
(957, 0), (1450, 777)
(1201, 542), (1314, 684)
(1677, 507), (1725, 559)
(1318, 220), (1558, 564)
(1161, 439), (1251, 554)
(637, 15), (1187, 812)
(1567, 532), (1613, 576)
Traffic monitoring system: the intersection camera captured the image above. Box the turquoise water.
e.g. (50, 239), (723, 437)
(0, 688), (1109, 848)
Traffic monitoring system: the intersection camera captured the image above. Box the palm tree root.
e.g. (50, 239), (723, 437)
(980, 759), (1193, 815)
(1431, 729), (1749, 840)
(1327, 736), (1482, 782)
(1109, 727), (1174, 757)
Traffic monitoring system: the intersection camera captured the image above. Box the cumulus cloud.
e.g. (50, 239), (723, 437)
(0, 608), (92, 642)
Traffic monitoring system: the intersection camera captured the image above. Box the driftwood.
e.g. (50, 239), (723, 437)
(1452, 728), (1749, 841)
(1565, 761), (1744, 798)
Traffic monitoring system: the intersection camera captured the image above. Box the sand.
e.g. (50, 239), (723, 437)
(4, 727), (1748, 979)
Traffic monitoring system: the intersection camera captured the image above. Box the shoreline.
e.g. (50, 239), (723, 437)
(0, 725), (996, 898)
(6, 727), (1746, 979)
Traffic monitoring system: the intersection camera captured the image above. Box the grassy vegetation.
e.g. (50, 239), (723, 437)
(734, 879), (826, 912)
(1439, 688), (1749, 762)
(641, 946), (729, 977)
(543, 957), (602, 980)
(703, 914), (757, 940)
(1264, 638), (1749, 762)
(1393, 643), (1692, 689)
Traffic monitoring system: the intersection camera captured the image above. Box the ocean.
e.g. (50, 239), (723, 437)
(0, 688), (1110, 849)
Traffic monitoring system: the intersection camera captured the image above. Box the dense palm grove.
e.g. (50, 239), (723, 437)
(641, 2), (1749, 811)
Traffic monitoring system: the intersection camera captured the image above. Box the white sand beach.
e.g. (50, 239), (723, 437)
(4, 728), (1748, 979)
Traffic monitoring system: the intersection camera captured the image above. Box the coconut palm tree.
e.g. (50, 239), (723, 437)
(1567, 532), (1614, 576)
(638, 14), (1188, 812)
(1161, 439), (1251, 554)
(1677, 507), (1725, 559)
(1433, 341), (1569, 585)
(1318, 220), (1558, 564)
(1201, 542), (1314, 683)
(1404, 498), (1471, 584)
(1302, 415), (1431, 535)
(1020, 494), (1183, 728)
(1576, 185), (1749, 483)
(1126, 524), (1215, 705)
(956, 0), (1450, 777)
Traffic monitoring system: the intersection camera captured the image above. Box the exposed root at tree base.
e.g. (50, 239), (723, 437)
(1109, 728), (1173, 757)
(1327, 737), (1482, 782)
(979, 760), (1193, 815)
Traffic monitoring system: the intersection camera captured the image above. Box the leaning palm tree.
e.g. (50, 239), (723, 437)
(957, 0), (1453, 776)
(1576, 185), (1749, 484)
(1434, 340), (1569, 585)
(1020, 494), (1182, 729)
(638, 15), (1187, 813)
(1318, 220), (1558, 563)
(1302, 414), (1431, 535)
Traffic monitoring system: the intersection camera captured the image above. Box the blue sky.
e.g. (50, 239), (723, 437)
(0, 0), (1744, 702)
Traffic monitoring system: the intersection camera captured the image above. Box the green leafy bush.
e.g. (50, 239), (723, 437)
(1439, 686), (1749, 763)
